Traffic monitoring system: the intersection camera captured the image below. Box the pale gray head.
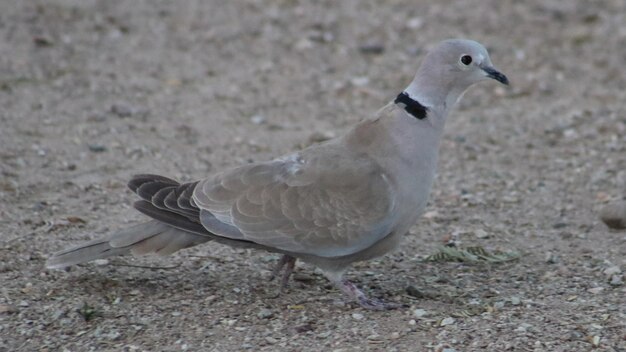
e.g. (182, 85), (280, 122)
(405, 39), (508, 112)
(422, 39), (508, 86)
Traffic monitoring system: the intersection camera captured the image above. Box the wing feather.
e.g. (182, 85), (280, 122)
(194, 145), (397, 257)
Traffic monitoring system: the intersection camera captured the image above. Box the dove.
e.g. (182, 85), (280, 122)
(47, 39), (508, 310)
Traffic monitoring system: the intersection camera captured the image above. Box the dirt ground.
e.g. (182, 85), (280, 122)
(1, 0), (625, 351)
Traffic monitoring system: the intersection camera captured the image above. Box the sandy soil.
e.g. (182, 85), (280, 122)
(1, 0), (625, 351)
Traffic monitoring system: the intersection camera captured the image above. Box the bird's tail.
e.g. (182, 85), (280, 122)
(46, 220), (211, 269)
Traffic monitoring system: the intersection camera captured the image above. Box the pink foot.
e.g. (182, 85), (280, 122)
(338, 280), (404, 310)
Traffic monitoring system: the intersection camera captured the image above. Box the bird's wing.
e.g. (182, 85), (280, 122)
(193, 144), (397, 257)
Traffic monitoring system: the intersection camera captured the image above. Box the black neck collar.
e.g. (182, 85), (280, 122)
(394, 92), (428, 120)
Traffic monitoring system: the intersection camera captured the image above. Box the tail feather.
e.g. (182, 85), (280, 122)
(46, 239), (130, 269)
(46, 174), (240, 269)
(155, 227), (208, 255)
(46, 221), (211, 269)
(108, 221), (166, 247)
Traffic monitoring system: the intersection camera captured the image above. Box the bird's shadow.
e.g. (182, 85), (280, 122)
(54, 259), (323, 305)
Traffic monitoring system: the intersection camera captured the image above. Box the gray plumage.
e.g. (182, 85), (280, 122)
(47, 39), (508, 309)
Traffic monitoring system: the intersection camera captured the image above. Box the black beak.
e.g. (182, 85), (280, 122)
(482, 66), (509, 86)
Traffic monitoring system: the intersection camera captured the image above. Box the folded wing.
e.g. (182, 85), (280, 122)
(194, 146), (397, 257)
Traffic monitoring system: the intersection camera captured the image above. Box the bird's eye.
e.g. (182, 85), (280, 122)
(460, 55), (473, 65)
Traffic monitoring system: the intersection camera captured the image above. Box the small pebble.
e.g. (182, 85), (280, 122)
(264, 336), (278, 344)
(294, 323), (314, 333)
(351, 313), (364, 320)
(413, 308), (428, 318)
(406, 285), (425, 298)
(588, 287), (604, 294)
(250, 115), (266, 125)
(107, 330), (121, 340)
(599, 201), (626, 229)
(52, 309), (65, 320)
(111, 103), (134, 118)
(591, 335), (601, 347)
(350, 76), (370, 87)
(0, 304), (19, 314)
(545, 252), (559, 264)
(609, 275), (623, 286)
(87, 112), (107, 122)
(474, 229), (489, 238)
(33, 36), (53, 47)
(257, 308), (274, 319)
(440, 317), (455, 326)
(515, 323), (532, 333)
(406, 17), (423, 29)
(292, 273), (314, 282)
(294, 38), (314, 51)
(604, 265), (622, 276)
(93, 259), (109, 266)
(318, 331), (332, 338)
(88, 144), (107, 153)
(567, 330), (583, 341)
(358, 43), (385, 55)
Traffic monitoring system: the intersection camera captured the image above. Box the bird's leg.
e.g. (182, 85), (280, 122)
(269, 255), (296, 290)
(280, 256), (296, 289)
(335, 279), (404, 311)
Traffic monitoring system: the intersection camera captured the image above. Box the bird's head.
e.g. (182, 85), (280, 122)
(423, 39), (508, 86)
(406, 39), (508, 112)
